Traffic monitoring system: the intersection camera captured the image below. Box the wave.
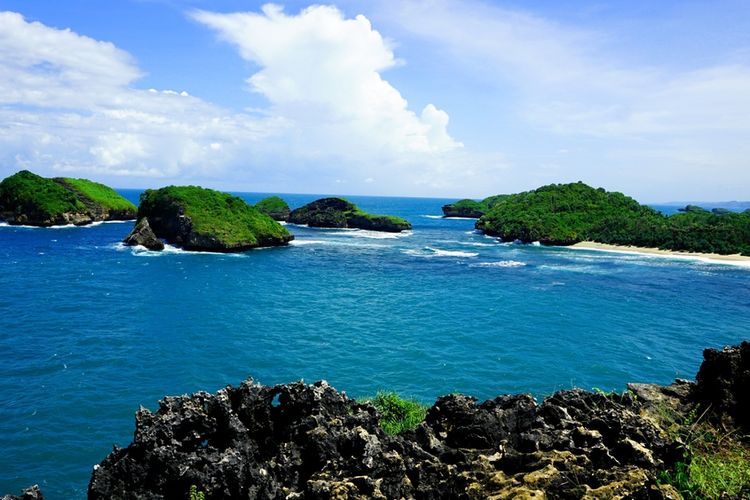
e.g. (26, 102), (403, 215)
(421, 215), (444, 219)
(404, 246), (479, 258)
(565, 246), (750, 270)
(0, 219), (135, 229)
(435, 239), (495, 247)
(443, 216), (476, 220)
(111, 242), (245, 257)
(289, 239), (386, 249)
(472, 260), (527, 268)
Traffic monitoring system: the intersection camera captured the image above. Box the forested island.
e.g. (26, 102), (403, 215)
(289, 197), (412, 232)
(475, 182), (750, 256)
(441, 194), (508, 218)
(0, 170), (136, 226)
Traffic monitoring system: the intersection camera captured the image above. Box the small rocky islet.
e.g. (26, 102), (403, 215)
(0, 170), (136, 226)
(289, 197), (412, 232)
(255, 196), (291, 222)
(441, 194), (508, 218)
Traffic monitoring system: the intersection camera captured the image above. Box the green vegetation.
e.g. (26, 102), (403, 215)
(365, 391), (428, 435)
(59, 177), (136, 212)
(476, 182), (750, 255)
(289, 197), (411, 232)
(139, 185), (291, 248)
(442, 195), (509, 217)
(188, 485), (205, 500)
(0, 170), (85, 217)
(254, 195), (289, 219)
(657, 407), (750, 498)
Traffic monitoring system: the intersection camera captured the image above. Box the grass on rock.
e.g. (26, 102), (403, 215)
(60, 177), (136, 212)
(365, 391), (428, 435)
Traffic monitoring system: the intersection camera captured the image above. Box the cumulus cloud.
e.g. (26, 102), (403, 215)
(0, 11), (286, 182)
(191, 4), (461, 155)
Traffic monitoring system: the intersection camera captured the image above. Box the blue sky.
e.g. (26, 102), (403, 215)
(1, 1), (748, 201)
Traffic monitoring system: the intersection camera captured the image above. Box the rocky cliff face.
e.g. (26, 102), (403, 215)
(122, 217), (165, 251)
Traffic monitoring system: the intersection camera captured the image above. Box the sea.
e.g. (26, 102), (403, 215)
(1, 191), (748, 498)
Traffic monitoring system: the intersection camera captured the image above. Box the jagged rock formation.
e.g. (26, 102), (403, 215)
(122, 218), (165, 251)
(0, 170), (136, 226)
(137, 186), (293, 252)
(692, 341), (750, 431)
(1, 485), (44, 500)
(289, 198), (411, 233)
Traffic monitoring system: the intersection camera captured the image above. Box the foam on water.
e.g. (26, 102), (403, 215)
(472, 260), (527, 268)
(421, 215), (444, 219)
(404, 246), (479, 258)
(565, 246), (750, 269)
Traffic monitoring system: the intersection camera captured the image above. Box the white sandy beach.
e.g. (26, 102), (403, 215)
(570, 241), (750, 267)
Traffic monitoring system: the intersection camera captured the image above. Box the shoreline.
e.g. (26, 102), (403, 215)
(569, 241), (750, 267)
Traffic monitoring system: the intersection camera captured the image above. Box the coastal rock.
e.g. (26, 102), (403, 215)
(0, 170), (136, 227)
(89, 383), (676, 498)
(1, 485), (44, 500)
(692, 341), (750, 431)
(137, 186), (293, 252)
(255, 196), (291, 221)
(288, 198), (411, 233)
(123, 218), (165, 251)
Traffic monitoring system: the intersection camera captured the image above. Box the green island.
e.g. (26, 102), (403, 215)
(442, 194), (509, 218)
(136, 185), (293, 252)
(476, 182), (750, 255)
(254, 195), (291, 221)
(0, 170), (136, 226)
(288, 197), (411, 232)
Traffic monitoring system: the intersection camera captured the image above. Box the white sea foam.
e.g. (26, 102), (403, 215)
(112, 242), (245, 257)
(289, 239), (386, 249)
(337, 229), (412, 240)
(473, 260), (527, 268)
(289, 239), (327, 246)
(422, 215), (444, 219)
(404, 247), (479, 258)
(443, 216), (476, 220)
(435, 239), (495, 247)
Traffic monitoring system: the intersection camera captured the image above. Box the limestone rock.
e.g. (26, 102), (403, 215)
(123, 218), (164, 251)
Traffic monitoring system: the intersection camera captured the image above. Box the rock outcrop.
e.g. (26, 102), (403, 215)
(88, 380), (692, 498)
(122, 218), (165, 251)
(255, 196), (291, 222)
(0, 170), (136, 226)
(137, 186), (293, 252)
(692, 341), (750, 431)
(1, 485), (44, 500)
(289, 198), (411, 233)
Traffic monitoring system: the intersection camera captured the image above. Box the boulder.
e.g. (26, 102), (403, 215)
(122, 218), (165, 251)
(1, 485), (44, 500)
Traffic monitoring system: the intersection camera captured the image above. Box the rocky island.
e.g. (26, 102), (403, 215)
(255, 196), (291, 222)
(289, 197), (411, 232)
(0, 170), (136, 226)
(476, 182), (750, 255)
(128, 186), (293, 252)
(442, 194), (508, 218)
(81, 342), (749, 499)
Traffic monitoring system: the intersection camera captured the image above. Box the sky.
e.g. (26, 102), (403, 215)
(0, 1), (749, 201)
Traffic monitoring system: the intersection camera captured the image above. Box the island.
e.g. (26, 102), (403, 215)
(0, 170), (136, 226)
(476, 182), (750, 255)
(83, 342), (750, 499)
(129, 186), (293, 252)
(288, 197), (411, 232)
(442, 194), (508, 218)
(254, 195), (291, 221)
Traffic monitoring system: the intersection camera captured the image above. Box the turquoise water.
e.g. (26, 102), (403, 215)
(1, 192), (748, 498)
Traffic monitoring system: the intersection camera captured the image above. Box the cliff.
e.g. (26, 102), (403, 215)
(136, 186), (293, 252)
(86, 342), (750, 499)
(288, 198), (411, 233)
(0, 170), (136, 226)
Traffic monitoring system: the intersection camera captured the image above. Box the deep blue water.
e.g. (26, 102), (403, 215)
(1, 192), (749, 498)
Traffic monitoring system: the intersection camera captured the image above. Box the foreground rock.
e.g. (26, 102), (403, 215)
(289, 198), (411, 233)
(1, 485), (43, 500)
(122, 217), (165, 251)
(0, 170), (136, 226)
(137, 186), (293, 252)
(255, 196), (291, 221)
(442, 195), (508, 218)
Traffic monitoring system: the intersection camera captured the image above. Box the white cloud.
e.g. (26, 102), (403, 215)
(191, 4), (461, 155)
